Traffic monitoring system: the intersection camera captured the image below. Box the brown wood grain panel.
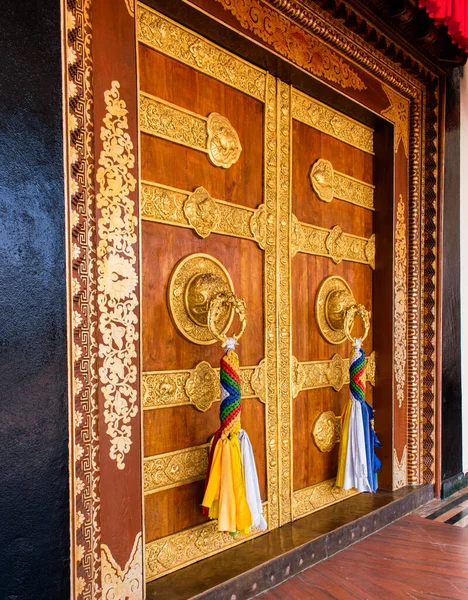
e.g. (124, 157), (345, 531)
(139, 45), (263, 210)
(145, 481), (208, 542)
(292, 120), (373, 238)
(142, 223), (264, 371)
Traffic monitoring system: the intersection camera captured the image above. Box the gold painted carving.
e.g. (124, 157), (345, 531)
(124, 0), (135, 17)
(393, 445), (408, 490)
(146, 505), (268, 580)
(315, 276), (371, 345)
(137, 5), (266, 101)
(395, 196), (407, 409)
(310, 158), (375, 210)
(382, 84), (410, 158)
(293, 479), (358, 520)
(291, 352), (376, 397)
(213, 0), (365, 91)
(292, 220), (375, 268)
(101, 532), (143, 599)
(142, 359), (267, 410)
(139, 92), (241, 168)
(144, 444), (209, 494)
(292, 89), (373, 154)
(141, 181), (264, 247)
(168, 254), (235, 345)
(312, 411), (341, 453)
(96, 81), (139, 470)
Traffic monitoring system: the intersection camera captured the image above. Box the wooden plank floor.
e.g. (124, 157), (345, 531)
(259, 515), (468, 599)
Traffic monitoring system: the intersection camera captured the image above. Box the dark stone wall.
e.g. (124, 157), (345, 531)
(0, 1), (69, 599)
(441, 67), (463, 493)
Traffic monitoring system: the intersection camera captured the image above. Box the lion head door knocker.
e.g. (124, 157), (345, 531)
(168, 253), (237, 345)
(314, 275), (370, 345)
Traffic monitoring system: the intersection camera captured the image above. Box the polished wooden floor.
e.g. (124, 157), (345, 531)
(260, 515), (468, 599)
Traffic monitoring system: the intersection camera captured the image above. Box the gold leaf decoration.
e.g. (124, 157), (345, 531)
(293, 479), (358, 519)
(101, 532), (143, 599)
(144, 444), (209, 493)
(96, 81), (138, 470)
(381, 84), (410, 158)
(395, 196), (407, 408)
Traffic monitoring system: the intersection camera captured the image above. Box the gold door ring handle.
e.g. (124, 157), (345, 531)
(343, 303), (371, 345)
(208, 292), (247, 346)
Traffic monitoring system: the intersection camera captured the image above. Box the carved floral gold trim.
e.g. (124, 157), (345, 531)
(144, 444), (209, 494)
(139, 92), (242, 168)
(96, 81), (139, 471)
(141, 180), (265, 247)
(137, 4), (266, 101)
(213, 0), (366, 92)
(142, 359), (266, 410)
(101, 532), (143, 599)
(395, 195), (407, 409)
(382, 84), (410, 158)
(393, 445), (407, 490)
(292, 89), (374, 154)
(310, 158), (375, 211)
(291, 352), (376, 398)
(293, 479), (358, 520)
(145, 505), (268, 580)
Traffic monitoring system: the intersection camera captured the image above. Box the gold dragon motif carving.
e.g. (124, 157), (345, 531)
(213, 0), (366, 91)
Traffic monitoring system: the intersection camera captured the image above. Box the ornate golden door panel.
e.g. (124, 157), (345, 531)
(138, 5), (278, 581)
(289, 90), (376, 520)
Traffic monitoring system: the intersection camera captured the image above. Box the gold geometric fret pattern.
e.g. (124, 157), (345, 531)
(144, 444), (209, 494)
(310, 158), (375, 210)
(137, 4), (266, 101)
(142, 359), (267, 411)
(292, 352), (376, 398)
(141, 181), (265, 247)
(293, 479), (359, 520)
(139, 93), (242, 168)
(145, 504), (268, 580)
(292, 89), (374, 154)
(292, 220), (375, 269)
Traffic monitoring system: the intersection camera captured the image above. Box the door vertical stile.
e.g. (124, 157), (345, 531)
(264, 73), (280, 530)
(276, 80), (293, 526)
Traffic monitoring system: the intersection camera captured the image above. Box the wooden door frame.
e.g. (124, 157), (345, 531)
(63, 0), (443, 597)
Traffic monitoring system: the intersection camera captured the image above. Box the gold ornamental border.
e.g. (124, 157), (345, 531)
(144, 444), (210, 494)
(293, 479), (359, 520)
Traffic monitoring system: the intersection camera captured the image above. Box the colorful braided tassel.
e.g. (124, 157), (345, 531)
(336, 339), (381, 493)
(202, 338), (266, 534)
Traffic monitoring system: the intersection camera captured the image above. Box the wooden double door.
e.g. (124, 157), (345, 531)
(139, 4), (376, 581)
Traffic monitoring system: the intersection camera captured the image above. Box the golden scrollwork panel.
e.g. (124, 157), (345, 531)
(291, 352), (376, 398)
(292, 219), (375, 269)
(292, 89), (374, 155)
(395, 195), (407, 409)
(381, 84), (410, 158)
(144, 444), (210, 494)
(139, 92), (242, 168)
(293, 479), (358, 520)
(137, 4), (266, 102)
(310, 158), (375, 210)
(142, 359), (266, 411)
(141, 180), (265, 246)
(145, 504), (268, 580)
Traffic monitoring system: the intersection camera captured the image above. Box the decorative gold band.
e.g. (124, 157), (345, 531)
(292, 217), (375, 269)
(142, 359), (266, 411)
(293, 479), (359, 520)
(137, 4), (266, 101)
(144, 444), (209, 495)
(145, 503), (268, 580)
(292, 89), (374, 154)
(291, 351), (376, 398)
(141, 181), (265, 246)
(310, 158), (375, 210)
(139, 93), (242, 168)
